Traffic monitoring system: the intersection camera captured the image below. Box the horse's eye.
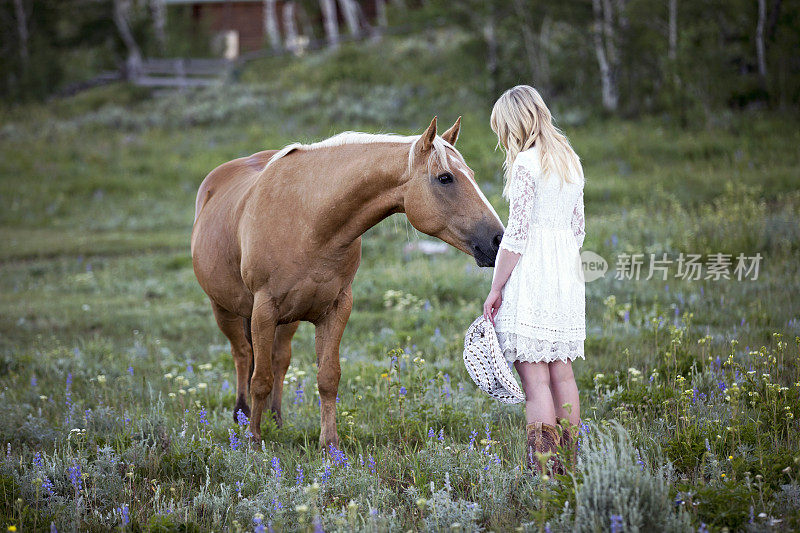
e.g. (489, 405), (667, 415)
(437, 172), (454, 184)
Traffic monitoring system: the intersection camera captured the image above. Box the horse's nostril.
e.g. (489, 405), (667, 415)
(492, 232), (503, 250)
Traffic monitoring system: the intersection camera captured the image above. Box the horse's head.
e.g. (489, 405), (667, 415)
(403, 117), (505, 267)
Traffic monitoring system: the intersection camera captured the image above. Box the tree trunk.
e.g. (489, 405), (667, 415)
(319, 0), (339, 48)
(283, 1), (299, 53)
(112, 0), (143, 80)
(668, 0), (677, 62)
(592, 0), (618, 111)
(149, 0), (167, 54)
(12, 0), (29, 65)
(756, 0), (767, 80)
(339, 0), (362, 38)
(375, 0), (388, 29)
(264, 0), (281, 50)
(512, 0), (550, 94)
(483, 9), (498, 98)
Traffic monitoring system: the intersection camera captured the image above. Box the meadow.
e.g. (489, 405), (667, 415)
(1, 33), (799, 532)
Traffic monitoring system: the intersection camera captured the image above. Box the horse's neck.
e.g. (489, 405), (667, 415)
(313, 144), (409, 247)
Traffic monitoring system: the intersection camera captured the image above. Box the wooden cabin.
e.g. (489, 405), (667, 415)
(165, 0), (382, 57)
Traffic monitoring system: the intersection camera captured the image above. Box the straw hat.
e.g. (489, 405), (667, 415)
(462, 315), (525, 404)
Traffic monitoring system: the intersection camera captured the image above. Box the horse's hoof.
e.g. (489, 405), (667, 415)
(269, 410), (283, 428)
(320, 437), (341, 453)
(233, 397), (251, 423)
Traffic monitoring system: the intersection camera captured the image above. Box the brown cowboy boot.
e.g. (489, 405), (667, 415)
(558, 419), (579, 472)
(525, 421), (560, 476)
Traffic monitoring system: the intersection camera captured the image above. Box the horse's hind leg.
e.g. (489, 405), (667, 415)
(268, 322), (300, 428)
(210, 301), (254, 422)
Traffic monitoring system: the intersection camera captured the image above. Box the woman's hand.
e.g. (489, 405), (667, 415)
(483, 289), (503, 325)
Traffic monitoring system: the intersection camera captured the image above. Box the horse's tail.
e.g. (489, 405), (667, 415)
(194, 188), (213, 223)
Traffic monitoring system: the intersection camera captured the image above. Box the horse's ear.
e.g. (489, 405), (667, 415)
(418, 116), (438, 152)
(441, 116), (461, 146)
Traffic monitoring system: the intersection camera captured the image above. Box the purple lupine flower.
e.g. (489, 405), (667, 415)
(221, 380), (230, 392)
(428, 427), (435, 439)
(698, 523), (709, 533)
(253, 516), (266, 533)
(610, 514), (624, 533)
(236, 481), (243, 497)
(623, 310), (630, 324)
(295, 465), (304, 485)
(236, 409), (249, 427)
(68, 462), (82, 491)
(438, 428), (444, 442)
(740, 317), (746, 327)
(117, 504), (130, 526)
(271, 456), (282, 479)
(484, 423), (492, 443)
(398, 386), (407, 396)
(33, 451), (43, 469)
(320, 461), (332, 483)
(611, 234), (618, 247)
(368, 454), (376, 474)
(293, 382), (304, 405)
(468, 430), (477, 450)
(329, 444), (348, 467)
(30, 375), (37, 388)
(229, 429), (240, 451)
(41, 477), (55, 497)
(272, 497), (282, 510)
(198, 407), (209, 427)
(186, 364), (193, 374)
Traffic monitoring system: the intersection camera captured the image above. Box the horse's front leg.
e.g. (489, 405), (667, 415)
(248, 293), (277, 443)
(314, 286), (353, 450)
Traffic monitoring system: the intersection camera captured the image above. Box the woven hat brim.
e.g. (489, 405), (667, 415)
(463, 315), (525, 404)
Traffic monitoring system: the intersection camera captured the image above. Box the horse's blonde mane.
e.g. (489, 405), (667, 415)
(264, 131), (454, 173)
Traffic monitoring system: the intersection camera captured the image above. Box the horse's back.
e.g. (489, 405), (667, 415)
(193, 150), (277, 222)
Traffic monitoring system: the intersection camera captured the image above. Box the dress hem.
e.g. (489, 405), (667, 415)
(496, 330), (584, 365)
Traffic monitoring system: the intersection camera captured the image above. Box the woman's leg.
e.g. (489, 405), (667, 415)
(549, 360), (580, 426)
(514, 361), (555, 425)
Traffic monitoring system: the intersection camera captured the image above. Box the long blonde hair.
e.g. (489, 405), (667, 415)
(490, 85), (582, 199)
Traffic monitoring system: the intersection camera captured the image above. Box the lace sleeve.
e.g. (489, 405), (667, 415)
(498, 161), (536, 255)
(571, 188), (585, 248)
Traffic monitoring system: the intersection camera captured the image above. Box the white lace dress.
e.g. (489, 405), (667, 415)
(493, 146), (586, 364)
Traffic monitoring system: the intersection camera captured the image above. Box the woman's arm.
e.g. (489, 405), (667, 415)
(482, 160), (537, 324)
(483, 249), (521, 324)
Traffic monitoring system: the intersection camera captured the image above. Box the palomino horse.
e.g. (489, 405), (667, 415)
(191, 117), (504, 448)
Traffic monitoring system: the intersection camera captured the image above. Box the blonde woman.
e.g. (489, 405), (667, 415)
(483, 85), (585, 473)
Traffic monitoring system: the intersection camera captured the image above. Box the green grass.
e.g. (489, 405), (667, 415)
(1, 31), (799, 532)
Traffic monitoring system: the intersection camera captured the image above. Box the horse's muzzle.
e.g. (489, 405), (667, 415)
(470, 220), (504, 267)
